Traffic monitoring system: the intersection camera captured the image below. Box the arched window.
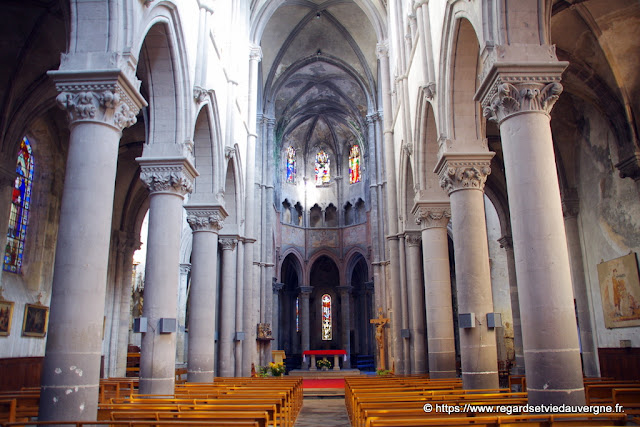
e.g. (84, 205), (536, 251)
(286, 146), (296, 183)
(349, 145), (361, 184)
(315, 150), (330, 185)
(295, 297), (299, 332)
(4, 137), (34, 273)
(321, 293), (332, 340)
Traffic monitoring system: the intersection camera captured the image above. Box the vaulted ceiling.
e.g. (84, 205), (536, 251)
(259, 0), (378, 162)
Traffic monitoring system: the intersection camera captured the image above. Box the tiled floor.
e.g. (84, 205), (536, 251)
(294, 397), (351, 427)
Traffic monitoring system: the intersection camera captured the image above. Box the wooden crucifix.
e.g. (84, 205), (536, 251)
(370, 307), (390, 371)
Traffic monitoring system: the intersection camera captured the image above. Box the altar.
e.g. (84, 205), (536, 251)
(302, 349), (347, 371)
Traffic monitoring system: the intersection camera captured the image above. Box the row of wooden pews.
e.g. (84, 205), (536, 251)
(1, 375), (302, 427)
(345, 375), (634, 427)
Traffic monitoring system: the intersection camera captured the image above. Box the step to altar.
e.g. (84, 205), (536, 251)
(287, 368), (362, 378)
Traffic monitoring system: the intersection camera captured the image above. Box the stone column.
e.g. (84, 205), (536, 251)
(398, 235), (410, 375)
(377, 41), (404, 375)
(234, 240), (245, 376)
(176, 263), (190, 366)
(242, 44), (262, 375)
(116, 235), (141, 377)
(498, 235), (525, 375)
(137, 157), (197, 395)
(299, 286), (312, 369)
(436, 154), (499, 389)
(479, 62), (585, 405)
(39, 70), (144, 421)
(337, 286), (353, 369)
(413, 202), (457, 378)
(272, 283), (284, 350)
(185, 206), (226, 382)
(218, 237), (238, 377)
(562, 191), (599, 377)
(405, 233), (427, 375)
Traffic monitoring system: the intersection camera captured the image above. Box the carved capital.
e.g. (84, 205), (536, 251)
(376, 41), (389, 59)
(273, 282), (285, 293)
(475, 61), (567, 124)
(337, 286), (353, 296)
(422, 82), (436, 101)
(219, 238), (238, 251)
(137, 157), (198, 196)
(185, 204), (228, 232)
(412, 202), (451, 230)
(405, 233), (422, 247)
(249, 45), (263, 62)
(413, 0), (428, 10)
(498, 235), (513, 249)
(180, 263), (191, 275)
(435, 153), (494, 195)
(49, 70), (146, 132)
(615, 152), (640, 182)
(193, 86), (209, 103)
(561, 188), (580, 218)
(402, 141), (413, 157)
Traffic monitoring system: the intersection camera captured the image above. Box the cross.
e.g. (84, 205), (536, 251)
(370, 307), (390, 371)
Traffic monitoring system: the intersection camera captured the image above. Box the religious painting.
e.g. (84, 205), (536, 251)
(22, 303), (49, 337)
(597, 253), (640, 328)
(0, 300), (14, 336)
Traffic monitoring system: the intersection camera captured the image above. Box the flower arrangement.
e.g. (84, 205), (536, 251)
(376, 369), (392, 376)
(316, 358), (332, 370)
(269, 362), (286, 377)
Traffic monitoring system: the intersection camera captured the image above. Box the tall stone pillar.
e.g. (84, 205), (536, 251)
(337, 286), (353, 369)
(413, 202), (457, 378)
(185, 206), (226, 382)
(377, 41), (404, 375)
(242, 44), (262, 375)
(137, 157), (197, 395)
(272, 283), (284, 350)
(299, 286), (312, 368)
(116, 235), (141, 377)
(436, 154), (499, 389)
(479, 61), (585, 405)
(498, 235), (525, 375)
(176, 263), (190, 366)
(218, 237), (238, 377)
(39, 70), (144, 421)
(405, 233), (426, 375)
(562, 190), (599, 377)
(398, 235), (410, 375)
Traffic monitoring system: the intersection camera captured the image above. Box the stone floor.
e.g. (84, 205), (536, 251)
(294, 397), (350, 427)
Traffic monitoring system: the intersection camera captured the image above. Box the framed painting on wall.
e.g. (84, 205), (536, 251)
(0, 300), (14, 336)
(597, 252), (640, 328)
(22, 303), (49, 337)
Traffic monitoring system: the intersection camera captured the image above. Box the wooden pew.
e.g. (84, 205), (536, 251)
(612, 387), (640, 417)
(364, 413), (627, 426)
(0, 398), (17, 423)
(585, 382), (640, 404)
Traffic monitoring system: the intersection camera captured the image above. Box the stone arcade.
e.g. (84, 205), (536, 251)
(0, 0), (639, 422)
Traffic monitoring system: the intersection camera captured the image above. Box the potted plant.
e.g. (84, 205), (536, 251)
(269, 361), (286, 377)
(317, 358), (332, 370)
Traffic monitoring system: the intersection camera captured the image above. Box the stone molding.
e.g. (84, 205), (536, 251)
(404, 233), (422, 247)
(337, 286), (353, 295)
(49, 70), (146, 132)
(185, 205), (228, 232)
(412, 202), (451, 230)
(299, 286), (313, 296)
(193, 86), (209, 103)
(219, 238), (238, 251)
(421, 82), (436, 101)
(475, 62), (567, 125)
(179, 263), (191, 275)
(273, 282), (284, 293)
(137, 157), (198, 196)
(435, 153), (494, 195)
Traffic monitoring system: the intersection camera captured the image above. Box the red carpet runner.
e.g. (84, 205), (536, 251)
(302, 378), (345, 389)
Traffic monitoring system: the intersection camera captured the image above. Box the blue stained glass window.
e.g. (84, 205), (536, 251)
(322, 294), (331, 340)
(286, 146), (296, 183)
(315, 150), (330, 185)
(3, 137), (34, 273)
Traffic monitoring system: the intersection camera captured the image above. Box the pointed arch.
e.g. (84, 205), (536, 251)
(192, 97), (225, 200)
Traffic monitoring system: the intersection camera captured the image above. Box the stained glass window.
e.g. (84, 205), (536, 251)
(349, 145), (361, 184)
(296, 297), (299, 332)
(286, 146), (296, 183)
(4, 137), (34, 273)
(315, 150), (330, 185)
(321, 293), (331, 340)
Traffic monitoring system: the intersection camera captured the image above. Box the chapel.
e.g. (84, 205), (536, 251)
(0, 0), (639, 422)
